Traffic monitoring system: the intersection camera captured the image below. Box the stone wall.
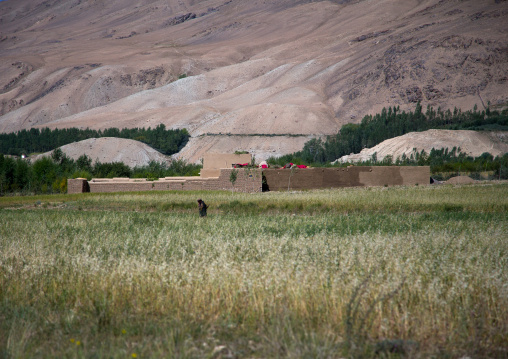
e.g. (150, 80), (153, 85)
(263, 166), (430, 191)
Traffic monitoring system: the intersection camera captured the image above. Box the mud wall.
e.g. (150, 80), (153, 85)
(67, 168), (263, 194)
(263, 166), (430, 191)
(68, 166), (429, 194)
(200, 153), (252, 178)
(67, 178), (89, 194)
(202, 153), (252, 170)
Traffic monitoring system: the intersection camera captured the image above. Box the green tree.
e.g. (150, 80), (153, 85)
(229, 169), (238, 193)
(76, 154), (93, 172)
(14, 158), (32, 192)
(32, 157), (58, 193)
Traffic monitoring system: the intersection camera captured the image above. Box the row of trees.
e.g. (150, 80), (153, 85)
(0, 124), (190, 156)
(269, 103), (508, 166)
(0, 149), (201, 195)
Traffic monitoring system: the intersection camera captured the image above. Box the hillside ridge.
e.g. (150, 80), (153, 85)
(1, 0), (507, 161)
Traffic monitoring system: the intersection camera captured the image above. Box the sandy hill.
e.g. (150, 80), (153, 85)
(336, 129), (508, 163)
(1, 0), (507, 162)
(31, 137), (170, 168)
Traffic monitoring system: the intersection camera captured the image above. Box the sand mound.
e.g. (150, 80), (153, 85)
(31, 138), (170, 168)
(336, 130), (508, 163)
(446, 176), (477, 185)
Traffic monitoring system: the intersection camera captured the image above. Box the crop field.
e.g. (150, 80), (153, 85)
(1, 183), (507, 358)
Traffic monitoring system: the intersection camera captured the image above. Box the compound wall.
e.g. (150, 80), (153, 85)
(263, 166), (430, 191)
(68, 168), (263, 194)
(68, 166), (429, 194)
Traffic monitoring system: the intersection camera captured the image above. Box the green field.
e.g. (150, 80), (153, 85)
(1, 184), (507, 358)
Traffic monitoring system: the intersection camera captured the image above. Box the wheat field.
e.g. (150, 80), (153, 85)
(1, 184), (507, 358)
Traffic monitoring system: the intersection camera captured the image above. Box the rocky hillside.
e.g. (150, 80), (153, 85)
(336, 129), (508, 163)
(1, 0), (507, 162)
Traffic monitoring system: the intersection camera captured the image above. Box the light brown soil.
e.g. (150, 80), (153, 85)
(446, 176), (477, 185)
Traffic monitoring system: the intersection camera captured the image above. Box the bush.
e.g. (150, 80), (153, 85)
(93, 162), (132, 178)
(52, 177), (68, 193)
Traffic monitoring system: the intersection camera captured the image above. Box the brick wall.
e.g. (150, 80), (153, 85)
(67, 179), (89, 194)
(68, 168), (263, 194)
(263, 166), (430, 191)
(212, 168), (263, 193)
(86, 178), (203, 193)
(68, 167), (428, 194)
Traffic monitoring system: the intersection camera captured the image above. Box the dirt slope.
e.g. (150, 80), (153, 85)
(1, 0), (507, 162)
(31, 137), (170, 168)
(336, 129), (508, 163)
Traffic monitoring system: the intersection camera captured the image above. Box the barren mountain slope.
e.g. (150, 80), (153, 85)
(336, 129), (508, 163)
(1, 0), (507, 162)
(31, 137), (170, 168)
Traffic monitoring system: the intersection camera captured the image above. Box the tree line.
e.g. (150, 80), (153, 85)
(2, 103), (507, 195)
(0, 124), (190, 156)
(0, 149), (201, 195)
(269, 103), (508, 166)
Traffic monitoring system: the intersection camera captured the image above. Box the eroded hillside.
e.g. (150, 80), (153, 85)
(1, 0), (507, 162)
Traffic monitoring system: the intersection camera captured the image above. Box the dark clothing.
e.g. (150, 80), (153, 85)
(198, 201), (208, 217)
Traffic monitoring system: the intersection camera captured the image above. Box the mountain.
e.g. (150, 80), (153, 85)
(1, 0), (507, 162)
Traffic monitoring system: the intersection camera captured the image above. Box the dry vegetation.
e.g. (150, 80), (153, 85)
(1, 184), (507, 358)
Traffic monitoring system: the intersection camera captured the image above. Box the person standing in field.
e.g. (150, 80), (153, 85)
(197, 199), (208, 217)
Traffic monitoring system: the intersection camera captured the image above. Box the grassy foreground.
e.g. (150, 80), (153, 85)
(1, 183), (507, 358)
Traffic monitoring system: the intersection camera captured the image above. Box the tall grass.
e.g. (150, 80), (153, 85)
(1, 184), (507, 358)
(2, 183), (506, 213)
